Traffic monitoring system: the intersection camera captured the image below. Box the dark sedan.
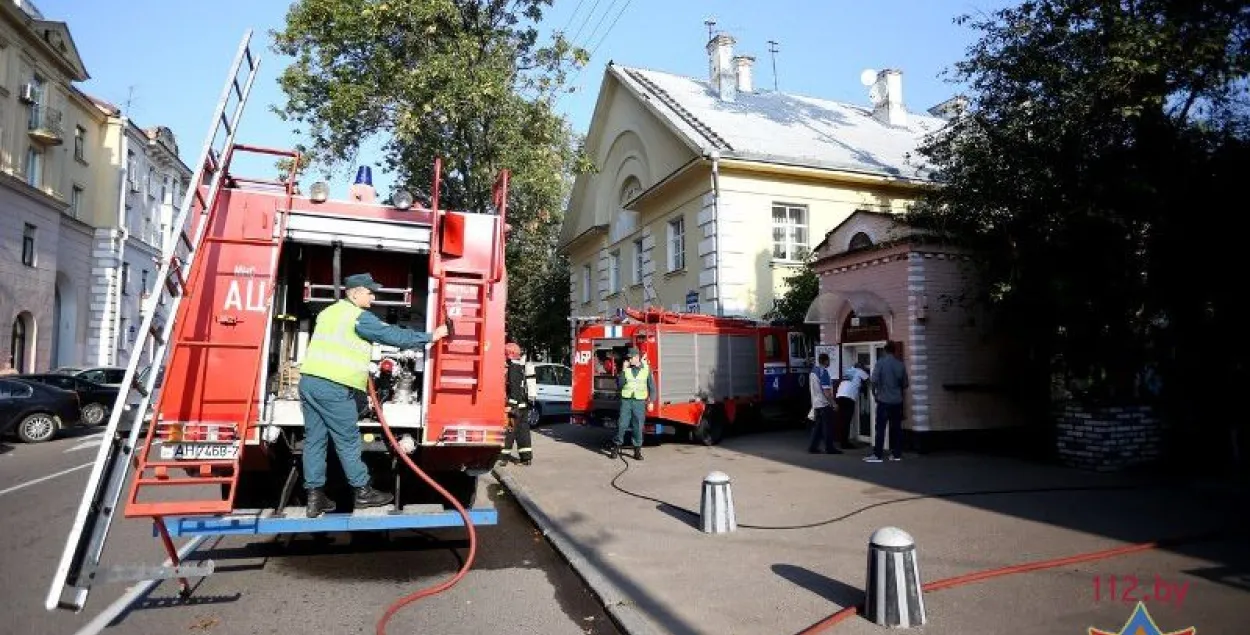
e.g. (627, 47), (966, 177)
(0, 378), (81, 443)
(16, 373), (119, 426)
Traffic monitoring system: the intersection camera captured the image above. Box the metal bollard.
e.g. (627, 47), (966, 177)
(699, 471), (736, 533)
(864, 527), (926, 628)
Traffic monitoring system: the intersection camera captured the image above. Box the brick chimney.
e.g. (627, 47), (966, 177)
(868, 69), (907, 126)
(706, 33), (737, 102)
(734, 55), (755, 93)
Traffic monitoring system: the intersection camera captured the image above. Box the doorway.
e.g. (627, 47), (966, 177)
(839, 341), (886, 444)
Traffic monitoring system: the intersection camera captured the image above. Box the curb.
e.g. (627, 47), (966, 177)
(492, 467), (661, 635)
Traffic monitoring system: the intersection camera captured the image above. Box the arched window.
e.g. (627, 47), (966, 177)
(849, 231), (873, 250)
(11, 315), (28, 373)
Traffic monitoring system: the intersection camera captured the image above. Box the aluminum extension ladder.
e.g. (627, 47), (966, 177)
(45, 30), (262, 613)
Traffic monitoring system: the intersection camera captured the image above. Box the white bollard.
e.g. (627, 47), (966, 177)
(699, 471), (736, 533)
(864, 527), (926, 628)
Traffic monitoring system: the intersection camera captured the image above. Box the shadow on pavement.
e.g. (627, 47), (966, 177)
(772, 563), (863, 608)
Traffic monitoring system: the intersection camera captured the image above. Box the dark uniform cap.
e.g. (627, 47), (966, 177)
(344, 273), (382, 291)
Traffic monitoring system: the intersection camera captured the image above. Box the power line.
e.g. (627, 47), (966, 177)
(580, 0), (623, 51)
(558, 0), (587, 35)
(569, 0), (604, 44)
(558, 0), (633, 106)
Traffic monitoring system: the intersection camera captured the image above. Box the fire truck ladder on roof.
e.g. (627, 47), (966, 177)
(46, 30), (267, 614)
(429, 165), (509, 402)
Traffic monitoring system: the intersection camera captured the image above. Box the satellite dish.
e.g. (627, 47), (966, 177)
(860, 69), (878, 86)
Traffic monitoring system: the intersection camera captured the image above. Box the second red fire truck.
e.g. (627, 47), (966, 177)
(569, 307), (813, 445)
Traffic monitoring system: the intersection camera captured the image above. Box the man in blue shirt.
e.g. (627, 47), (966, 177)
(808, 353), (840, 453)
(299, 272), (449, 517)
(866, 341), (908, 462)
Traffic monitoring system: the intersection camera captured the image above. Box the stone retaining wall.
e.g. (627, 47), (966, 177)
(1054, 403), (1163, 471)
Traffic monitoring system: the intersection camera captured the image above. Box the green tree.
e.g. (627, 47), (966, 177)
(906, 0), (1249, 416)
(765, 251), (818, 327)
(271, 0), (591, 357)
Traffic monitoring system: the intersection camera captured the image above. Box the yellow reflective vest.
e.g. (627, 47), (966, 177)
(300, 299), (373, 390)
(620, 364), (651, 400)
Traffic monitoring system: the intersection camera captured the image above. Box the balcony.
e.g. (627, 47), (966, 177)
(28, 106), (64, 146)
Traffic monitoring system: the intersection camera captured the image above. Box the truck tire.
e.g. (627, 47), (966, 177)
(692, 410), (725, 446)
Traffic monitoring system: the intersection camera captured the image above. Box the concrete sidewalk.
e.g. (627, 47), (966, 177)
(492, 423), (1249, 635)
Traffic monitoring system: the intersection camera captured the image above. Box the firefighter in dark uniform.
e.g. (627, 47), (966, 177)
(500, 342), (533, 465)
(610, 347), (654, 460)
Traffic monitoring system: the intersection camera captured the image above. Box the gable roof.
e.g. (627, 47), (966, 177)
(30, 19), (89, 81)
(608, 63), (946, 182)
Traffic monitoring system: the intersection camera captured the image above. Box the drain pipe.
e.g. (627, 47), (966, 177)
(705, 148), (723, 316)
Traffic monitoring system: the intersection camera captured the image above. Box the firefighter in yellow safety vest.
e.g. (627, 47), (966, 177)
(299, 272), (449, 518)
(610, 347), (655, 460)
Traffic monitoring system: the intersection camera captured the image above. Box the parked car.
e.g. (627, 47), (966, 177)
(0, 378), (82, 443)
(527, 362), (572, 427)
(52, 366), (127, 388)
(16, 374), (120, 426)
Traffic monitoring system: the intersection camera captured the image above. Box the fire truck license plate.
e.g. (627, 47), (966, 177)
(159, 442), (241, 461)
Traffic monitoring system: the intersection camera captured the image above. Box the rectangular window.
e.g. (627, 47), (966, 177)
(668, 217), (685, 271)
(141, 269), (149, 296)
(608, 250), (620, 293)
(121, 263), (130, 295)
(633, 238), (644, 284)
(21, 223), (35, 266)
(25, 147), (42, 188)
(74, 125), (86, 160)
(581, 264), (592, 304)
(70, 185), (83, 218)
(772, 203), (809, 261)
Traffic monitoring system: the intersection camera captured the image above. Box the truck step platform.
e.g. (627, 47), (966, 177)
(159, 503), (498, 537)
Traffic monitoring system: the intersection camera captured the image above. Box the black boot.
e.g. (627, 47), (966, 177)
(354, 485), (393, 508)
(633, 446), (643, 460)
(609, 443), (620, 459)
(306, 488), (336, 518)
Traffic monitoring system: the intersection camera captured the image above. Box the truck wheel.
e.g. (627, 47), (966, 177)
(692, 411), (724, 446)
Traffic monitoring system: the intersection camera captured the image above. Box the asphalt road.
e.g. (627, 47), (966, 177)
(1, 428), (620, 635)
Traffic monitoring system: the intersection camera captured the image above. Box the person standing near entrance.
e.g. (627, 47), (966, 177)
(834, 360), (870, 450)
(500, 341), (533, 465)
(300, 272), (449, 517)
(866, 342), (908, 462)
(807, 353), (840, 454)
(610, 347), (654, 460)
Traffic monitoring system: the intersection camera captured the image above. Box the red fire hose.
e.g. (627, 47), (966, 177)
(795, 531), (1225, 634)
(367, 375), (478, 635)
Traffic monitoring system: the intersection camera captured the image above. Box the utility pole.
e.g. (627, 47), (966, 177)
(767, 40), (780, 91)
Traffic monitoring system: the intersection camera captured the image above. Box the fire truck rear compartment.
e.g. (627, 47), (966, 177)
(228, 241), (487, 511)
(264, 241), (433, 433)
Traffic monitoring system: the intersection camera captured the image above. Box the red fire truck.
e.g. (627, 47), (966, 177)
(569, 307), (813, 445)
(47, 31), (507, 614)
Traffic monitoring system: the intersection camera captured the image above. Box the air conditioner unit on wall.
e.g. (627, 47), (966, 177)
(19, 84), (38, 104)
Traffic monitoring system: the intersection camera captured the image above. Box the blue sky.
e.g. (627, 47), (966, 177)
(37, 0), (1013, 200)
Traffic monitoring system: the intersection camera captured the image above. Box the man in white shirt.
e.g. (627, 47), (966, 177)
(834, 360), (870, 451)
(807, 353), (841, 454)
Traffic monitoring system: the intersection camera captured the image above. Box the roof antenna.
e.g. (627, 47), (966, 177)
(704, 17), (717, 41)
(767, 40), (780, 91)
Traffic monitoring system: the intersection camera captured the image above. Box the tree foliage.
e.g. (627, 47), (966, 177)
(907, 0), (1249, 412)
(765, 254), (819, 327)
(271, 0), (591, 357)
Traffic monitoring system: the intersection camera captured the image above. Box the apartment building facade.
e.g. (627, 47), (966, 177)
(0, 0), (190, 372)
